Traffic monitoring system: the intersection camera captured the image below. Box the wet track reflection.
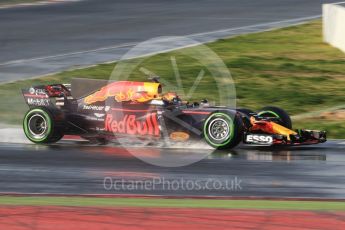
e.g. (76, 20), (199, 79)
(0, 141), (343, 198)
(22, 142), (330, 162)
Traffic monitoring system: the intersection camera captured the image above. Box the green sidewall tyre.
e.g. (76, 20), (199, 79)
(23, 108), (53, 143)
(203, 112), (235, 148)
(257, 106), (292, 129)
(257, 110), (280, 119)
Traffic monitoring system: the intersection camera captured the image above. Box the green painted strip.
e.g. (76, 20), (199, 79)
(0, 196), (344, 211)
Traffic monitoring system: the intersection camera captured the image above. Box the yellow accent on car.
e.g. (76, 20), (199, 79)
(271, 122), (297, 140)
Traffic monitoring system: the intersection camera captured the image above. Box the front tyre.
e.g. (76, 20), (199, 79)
(257, 106), (292, 129)
(203, 111), (243, 150)
(23, 108), (64, 144)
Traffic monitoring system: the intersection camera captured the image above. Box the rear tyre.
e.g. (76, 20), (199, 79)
(203, 111), (243, 150)
(23, 108), (64, 144)
(257, 106), (292, 129)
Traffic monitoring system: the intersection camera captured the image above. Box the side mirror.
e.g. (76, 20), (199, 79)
(201, 99), (208, 104)
(148, 76), (160, 83)
(192, 102), (199, 107)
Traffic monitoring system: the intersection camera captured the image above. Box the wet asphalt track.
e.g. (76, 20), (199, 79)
(0, 0), (344, 199)
(0, 140), (344, 199)
(0, 0), (333, 62)
(0, 0), (339, 82)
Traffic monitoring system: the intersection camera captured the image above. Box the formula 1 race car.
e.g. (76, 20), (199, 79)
(21, 78), (327, 149)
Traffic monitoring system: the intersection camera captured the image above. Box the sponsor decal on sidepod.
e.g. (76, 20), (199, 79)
(105, 113), (160, 136)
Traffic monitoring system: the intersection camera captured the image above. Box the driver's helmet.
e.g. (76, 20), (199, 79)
(162, 92), (177, 102)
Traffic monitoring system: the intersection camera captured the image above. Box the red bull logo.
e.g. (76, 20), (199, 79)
(84, 81), (162, 104)
(105, 113), (160, 137)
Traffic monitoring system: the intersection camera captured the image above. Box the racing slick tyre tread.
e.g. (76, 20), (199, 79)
(23, 108), (64, 144)
(257, 106), (292, 129)
(203, 111), (243, 150)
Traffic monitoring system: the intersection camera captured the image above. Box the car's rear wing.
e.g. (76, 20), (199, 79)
(22, 84), (71, 108)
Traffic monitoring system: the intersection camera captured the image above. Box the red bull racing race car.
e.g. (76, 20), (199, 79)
(22, 78), (326, 149)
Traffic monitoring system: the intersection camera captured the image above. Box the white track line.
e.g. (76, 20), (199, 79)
(331, 1), (345, 5)
(0, 0), (82, 9)
(0, 15), (321, 68)
(188, 15), (321, 37)
(0, 42), (136, 67)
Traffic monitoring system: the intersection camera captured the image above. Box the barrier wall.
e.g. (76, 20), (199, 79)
(323, 3), (345, 53)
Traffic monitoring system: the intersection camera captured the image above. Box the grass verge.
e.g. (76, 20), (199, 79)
(1, 20), (345, 137)
(0, 196), (344, 211)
